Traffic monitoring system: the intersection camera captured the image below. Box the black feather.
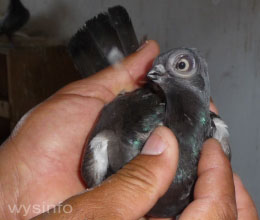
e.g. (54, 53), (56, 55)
(68, 25), (110, 77)
(68, 5), (139, 78)
(108, 6), (139, 55)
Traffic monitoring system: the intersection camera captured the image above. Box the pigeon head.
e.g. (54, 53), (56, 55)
(147, 48), (210, 106)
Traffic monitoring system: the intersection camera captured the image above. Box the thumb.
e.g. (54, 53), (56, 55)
(32, 127), (179, 220)
(97, 126), (179, 219)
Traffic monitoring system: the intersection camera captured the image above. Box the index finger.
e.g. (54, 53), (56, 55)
(180, 139), (237, 220)
(58, 40), (160, 103)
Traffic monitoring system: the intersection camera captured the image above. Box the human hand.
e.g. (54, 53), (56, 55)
(31, 135), (259, 220)
(0, 40), (163, 219)
(0, 40), (258, 220)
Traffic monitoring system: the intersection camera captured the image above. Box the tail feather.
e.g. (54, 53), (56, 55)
(68, 27), (109, 76)
(68, 5), (139, 78)
(86, 13), (125, 58)
(108, 6), (139, 56)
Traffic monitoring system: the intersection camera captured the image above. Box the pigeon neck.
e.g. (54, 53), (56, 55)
(165, 88), (210, 151)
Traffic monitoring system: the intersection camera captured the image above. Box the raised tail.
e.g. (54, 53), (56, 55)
(68, 5), (139, 78)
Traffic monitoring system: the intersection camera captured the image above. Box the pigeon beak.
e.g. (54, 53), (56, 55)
(147, 71), (163, 81)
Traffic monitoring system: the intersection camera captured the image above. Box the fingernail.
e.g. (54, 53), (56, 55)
(210, 97), (214, 103)
(137, 40), (149, 51)
(141, 132), (168, 155)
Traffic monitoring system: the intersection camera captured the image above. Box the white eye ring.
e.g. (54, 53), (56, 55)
(176, 58), (190, 72)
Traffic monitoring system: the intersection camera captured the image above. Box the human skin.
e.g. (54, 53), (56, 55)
(0, 40), (258, 220)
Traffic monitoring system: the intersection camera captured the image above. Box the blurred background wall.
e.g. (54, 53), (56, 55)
(1, 0), (259, 211)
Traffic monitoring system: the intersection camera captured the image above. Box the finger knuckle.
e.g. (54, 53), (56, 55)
(208, 199), (237, 220)
(116, 158), (159, 198)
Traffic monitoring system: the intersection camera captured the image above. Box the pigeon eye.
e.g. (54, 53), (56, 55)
(167, 51), (197, 78)
(176, 58), (190, 72)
